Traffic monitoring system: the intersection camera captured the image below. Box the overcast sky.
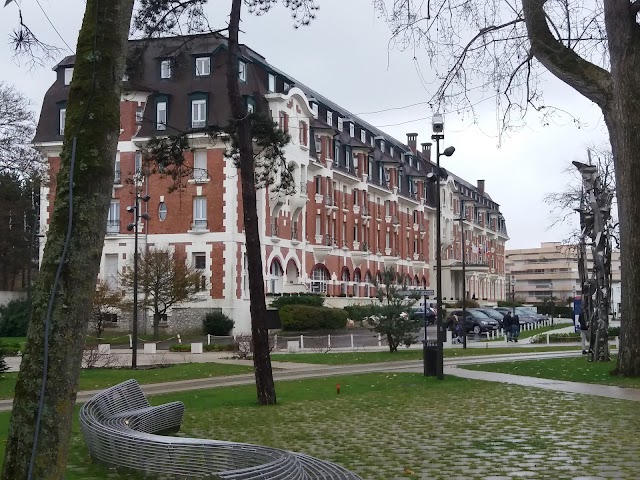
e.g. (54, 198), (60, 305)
(0, 0), (610, 249)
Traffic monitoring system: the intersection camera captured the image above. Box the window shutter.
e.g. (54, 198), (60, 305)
(284, 113), (289, 133)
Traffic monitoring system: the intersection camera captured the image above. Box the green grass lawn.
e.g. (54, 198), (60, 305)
(0, 362), (253, 400)
(461, 355), (640, 388)
(271, 345), (582, 365)
(0, 372), (636, 479)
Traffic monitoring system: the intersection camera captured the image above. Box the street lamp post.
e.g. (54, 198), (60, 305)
(459, 198), (468, 349)
(126, 193), (150, 370)
(428, 113), (455, 380)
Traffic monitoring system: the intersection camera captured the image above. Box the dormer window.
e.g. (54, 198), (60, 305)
(268, 73), (276, 92)
(337, 117), (343, 131)
(360, 129), (366, 144)
(59, 107), (66, 135)
(284, 81), (291, 91)
(390, 146), (394, 157)
(246, 97), (255, 113)
(380, 140), (385, 152)
(156, 97), (168, 131)
(160, 59), (171, 79)
(191, 98), (207, 128)
(64, 68), (73, 86)
(195, 57), (210, 76)
(326, 111), (333, 126)
(349, 123), (355, 138)
(370, 136), (374, 147)
(334, 140), (340, 166)
(238, 60), (247, 81)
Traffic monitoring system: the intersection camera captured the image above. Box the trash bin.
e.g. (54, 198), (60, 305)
(423, 342), (438, 377)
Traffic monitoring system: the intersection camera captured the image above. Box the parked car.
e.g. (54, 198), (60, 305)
(513, 307), (542, 324)
(493, 307), (539, 325)
(476, 308), (505, 328)
(446, 309), (500, 335)
(409, 306), (437, 324)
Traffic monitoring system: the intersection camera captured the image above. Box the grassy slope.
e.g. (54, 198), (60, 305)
(461, 355), (640, 388)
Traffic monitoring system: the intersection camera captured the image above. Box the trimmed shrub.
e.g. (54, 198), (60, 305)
(280, 305), (348, 331)
(0, 298), (30, 337)
(608, 326), (620, 337)
(0, 343), (8, 375)
(169, 344), (191, 352)
(202, 311), (235, 336)
(270, 294), (325, 310)
(533, 305), (573, 317)
(204, 343), (238, 352)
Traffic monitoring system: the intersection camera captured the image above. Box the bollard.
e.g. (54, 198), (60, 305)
(546, 333), (550, 345)
(378, 333), (382, 347)
(328, 334), (331, 349)
(350, 334), (354, 350)
(274, 334), (278, 350)
(177, 334), (182, 344)
(207, 334), (211, 345)
(300, 334), (304, 349)
(129, 334), (133, 349)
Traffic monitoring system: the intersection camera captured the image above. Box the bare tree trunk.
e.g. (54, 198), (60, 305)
(226, 0), (276, 405)
(1, 1), (134, 478)
(603, 0), (640, 376)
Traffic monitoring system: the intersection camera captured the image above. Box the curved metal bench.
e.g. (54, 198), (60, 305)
(79, 379), (362, 479)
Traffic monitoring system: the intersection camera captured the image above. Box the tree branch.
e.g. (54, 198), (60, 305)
(523, 0), (611, 108)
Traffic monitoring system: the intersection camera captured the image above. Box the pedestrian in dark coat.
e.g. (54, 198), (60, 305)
(511, 314), (520, 342)
(503, 311), (513, 341)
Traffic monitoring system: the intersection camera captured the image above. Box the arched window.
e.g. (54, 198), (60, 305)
(341, 267), (350, 295)
(311, 265), (330, 293)
(353, 268), (361, 297)
(269, 259), (284, 294)
(364, 271), (372, 297)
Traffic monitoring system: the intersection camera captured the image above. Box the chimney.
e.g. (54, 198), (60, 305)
(406, 133), (418, 154)
(421, 142), (432, 161)
(477, 179), (485, 195)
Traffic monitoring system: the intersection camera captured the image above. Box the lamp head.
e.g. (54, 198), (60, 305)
(126, 223), (135, 232)
(141, 194), (151, 202)
(443, 146), (455, 157)
(141, 212), (150, 221)
(426, 172), (438, 183)
(126, 205), (134, 213)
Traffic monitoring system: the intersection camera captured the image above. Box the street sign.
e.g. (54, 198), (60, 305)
(397, 289), (435, 297)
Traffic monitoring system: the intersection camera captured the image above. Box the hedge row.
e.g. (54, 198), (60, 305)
(270, 294), (325, 309)
(279, 305), (348, 331)
(531, 327), (621, 344)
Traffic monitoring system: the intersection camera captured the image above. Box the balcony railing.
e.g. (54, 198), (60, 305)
(291, 226), (299, 241)
(361, 206), (370, 217)
(270, 223), (279, 237)
(324, 195), (335, 207)
(324, 234), (335, 247)
(391, 215), (399, 226)
(114, 170), (121, 184)
(192, 219), (208, 230)
(299, 182), (307, 194)
(106, 220), (120, 234)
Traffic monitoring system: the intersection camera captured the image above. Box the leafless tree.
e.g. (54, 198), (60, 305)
(544, 146), (618, 244)
(0, 82), (43, 178)
(375, 0), (640, 376)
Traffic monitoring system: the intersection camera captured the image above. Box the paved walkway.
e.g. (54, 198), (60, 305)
(2, 349), (637, 412)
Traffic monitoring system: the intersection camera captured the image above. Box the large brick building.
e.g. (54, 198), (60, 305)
(34, 33), (509, 333)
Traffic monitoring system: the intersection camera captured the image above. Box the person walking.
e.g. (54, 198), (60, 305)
(579, 310), (590, 354)
(512, 313), (521, 342)
(503, 311), (513, 341)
